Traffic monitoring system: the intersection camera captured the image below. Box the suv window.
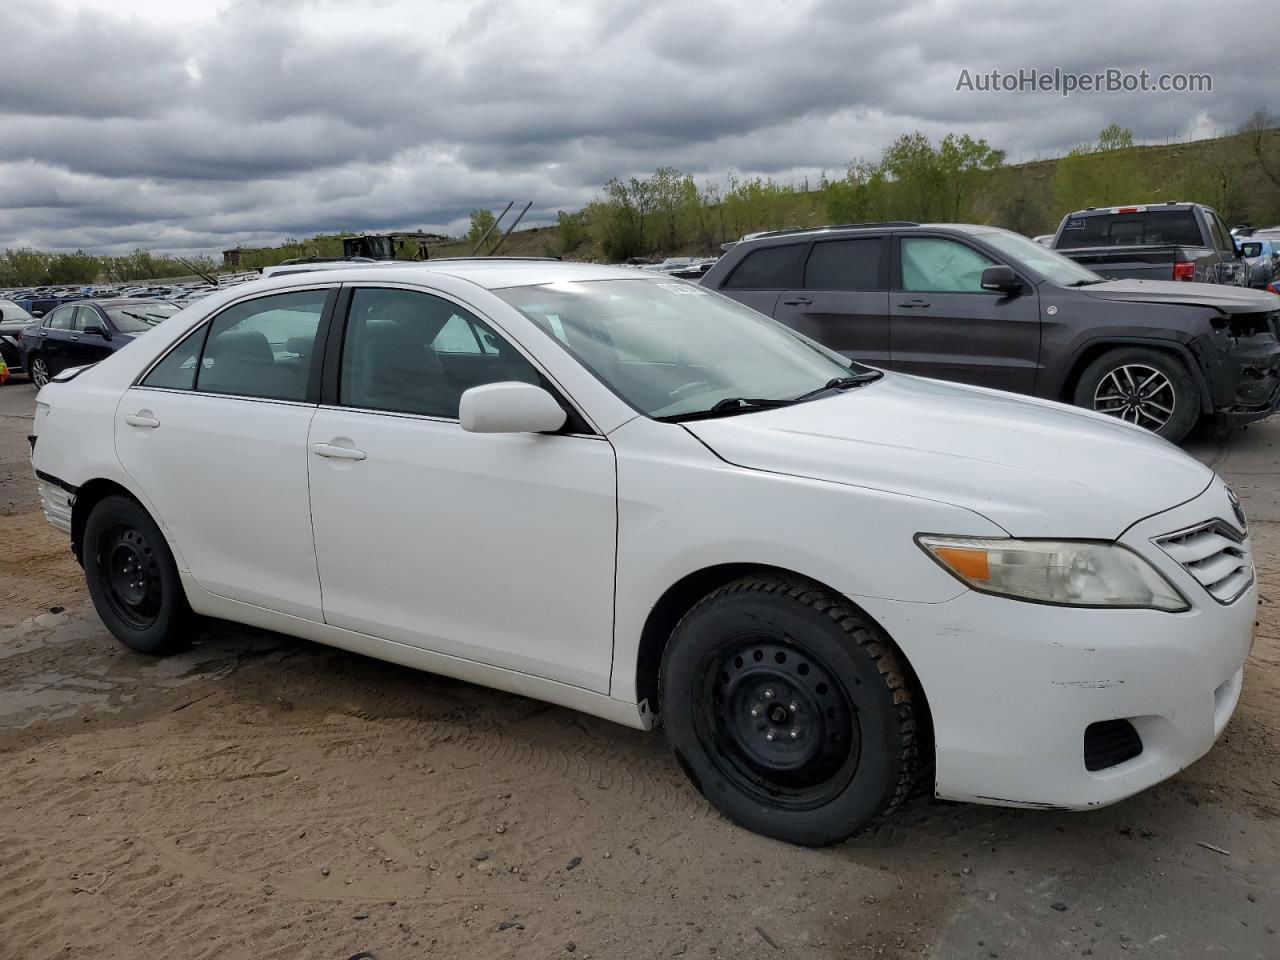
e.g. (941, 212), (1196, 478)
(44, 305), (76, 330)
(1210, 213), (1235, 255)
(339, 288), (540, 419)
(804, 238), (883, 290)
(901, 237), (996, 292)
(194, 290), (327, 401)
(724, 244), (803, 289)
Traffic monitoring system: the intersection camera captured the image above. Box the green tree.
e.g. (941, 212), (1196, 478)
(468, 208), (497, 245)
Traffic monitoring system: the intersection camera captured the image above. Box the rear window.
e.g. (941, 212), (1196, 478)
(723, 244), (803, 289)
(1055, 210), (1203, 249)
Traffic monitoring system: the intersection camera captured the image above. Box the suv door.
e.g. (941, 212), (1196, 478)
(711, 242), (805, 317)
(307, 286), (617, 693)
(774, 237), (889, 366)
(889, 234), (1041, 393)
(115, 287), (335, 620)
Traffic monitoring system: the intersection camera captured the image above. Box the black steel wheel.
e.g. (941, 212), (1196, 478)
(660, 575), (919, 846)
(83, 494), (194, 655)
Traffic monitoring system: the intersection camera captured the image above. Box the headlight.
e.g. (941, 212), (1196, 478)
(917, 536), (1189, 612)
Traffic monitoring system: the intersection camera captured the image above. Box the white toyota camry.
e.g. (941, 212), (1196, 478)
(31, 259), (1254, 846)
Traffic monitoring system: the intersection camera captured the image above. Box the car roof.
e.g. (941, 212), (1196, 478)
(731, 222), (1005, 248)
(255, 258), (647, 291)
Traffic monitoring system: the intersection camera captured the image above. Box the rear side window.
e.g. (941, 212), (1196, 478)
(723, 244), (802, 289)
(142, 327), (207, 390)
(196, 290), (327, 401)
(804, 239), (883, 290)
(1055, 210), (1202, 249)
(44, 305), (76, 330)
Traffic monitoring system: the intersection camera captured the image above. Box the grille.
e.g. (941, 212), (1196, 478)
(1154, 520), (1253, 605)
(1084, 719), (1143, 772)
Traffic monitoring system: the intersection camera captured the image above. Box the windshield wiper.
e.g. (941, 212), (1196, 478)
(119, 310), (164, 324)
(657, 396), (796, 423)
(790, 370), (884, 402)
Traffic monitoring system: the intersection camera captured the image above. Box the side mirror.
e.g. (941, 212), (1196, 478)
(83, 323), (110, 339)
(459, 382), (567, 434)
(32, 309), (44, 318)
(980, 265), (1023, 294)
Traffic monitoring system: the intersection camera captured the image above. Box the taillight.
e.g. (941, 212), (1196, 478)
(1172, 261), (1195, 282)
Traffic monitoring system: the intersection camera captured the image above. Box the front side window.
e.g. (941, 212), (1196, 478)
(196, 290), (327, 401)
(901, 238), (996, 292)
(496, 278), (862, 420)
(804, 238), (883, 290)
(339, 288), (540, 419)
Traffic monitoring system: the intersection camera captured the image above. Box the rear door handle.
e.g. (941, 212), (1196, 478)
(124, 413), (160, 428)
(312, 442), (367, 461)
(897, 299), (931, 308)
(782, 297), (812, 306)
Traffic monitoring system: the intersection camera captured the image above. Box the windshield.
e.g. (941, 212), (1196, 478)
(975, 230), (1102, 285)
(0, 299), (34, 322)
(106, 302), (179, 333)
(495, 278), (867, 420)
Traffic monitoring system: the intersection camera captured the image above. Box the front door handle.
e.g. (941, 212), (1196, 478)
(313, 442), (367, 461)
(69, 335), (80, 341)
(124, 413), (160, 428)
(782, 297), (812, 306)
(897, 299), (931, 308)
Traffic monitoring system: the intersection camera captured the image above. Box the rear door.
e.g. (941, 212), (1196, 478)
(774, 236), (889, 366)
(712, 242), (804, 317)
(38, 304), (82, 373)
(889, 233), (1041, 393)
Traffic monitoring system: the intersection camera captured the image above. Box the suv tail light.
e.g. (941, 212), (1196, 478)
(1172, 261), (1196, 282)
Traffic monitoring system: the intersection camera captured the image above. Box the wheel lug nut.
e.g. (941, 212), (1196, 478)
(763, 688), (775, 700)
(749, 705), (761, 717)
(790, 728), (801, 740)
(765, 732), (775, 742)
(789, 702), (798, 713)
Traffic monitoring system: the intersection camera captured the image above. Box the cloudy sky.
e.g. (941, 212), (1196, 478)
(0, 0), (1271, 256)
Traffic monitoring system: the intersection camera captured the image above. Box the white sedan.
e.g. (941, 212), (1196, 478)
(31, 260), (1254, 845)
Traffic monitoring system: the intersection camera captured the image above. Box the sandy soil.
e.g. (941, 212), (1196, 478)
(0, 380), (1277, 959)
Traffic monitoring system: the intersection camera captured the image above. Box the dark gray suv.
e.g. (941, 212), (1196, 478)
(700, 223), (1280, 441)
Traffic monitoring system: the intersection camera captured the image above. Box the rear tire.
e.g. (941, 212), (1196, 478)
(1073, 347), (1200, 443)
(83, 495), (195, 655)
(659, 575), (919, 846)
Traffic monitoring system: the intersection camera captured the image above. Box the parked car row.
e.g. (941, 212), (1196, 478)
(701, 220), (1280, 442)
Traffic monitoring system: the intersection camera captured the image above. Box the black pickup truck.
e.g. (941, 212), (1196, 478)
(1051, 202), (1248, 286)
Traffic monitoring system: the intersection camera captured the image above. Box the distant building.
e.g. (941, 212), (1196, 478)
(222, 248), (242, 268)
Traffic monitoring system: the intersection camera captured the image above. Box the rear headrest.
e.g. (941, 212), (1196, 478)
(208, 329), (273, 365)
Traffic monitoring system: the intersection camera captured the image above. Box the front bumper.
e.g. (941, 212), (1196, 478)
(1200, 328), (1280, 422)
(862, 481), (1254, 810)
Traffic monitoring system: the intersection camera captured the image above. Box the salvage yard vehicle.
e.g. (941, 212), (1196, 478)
(700, 223), (1280, 441)
(20, 299), (181, 387)
(1050, 202), (1247, 285)
(31, 260), (1255, 846)
(0, 298), (36, 377)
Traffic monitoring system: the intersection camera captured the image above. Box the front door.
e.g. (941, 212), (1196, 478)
(307, 286), (618, 693)
(66, 306), (116, 367)
(889, 235), (1041, 393)
(115, 287), (334, 620)
(774, 236), (890, 366)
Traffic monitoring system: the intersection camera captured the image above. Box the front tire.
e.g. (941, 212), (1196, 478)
(83, 495), (195, 655)
(29, 355), (49, 388)
(1073, 347), (1200, 442)
(659, 575), (919, 846)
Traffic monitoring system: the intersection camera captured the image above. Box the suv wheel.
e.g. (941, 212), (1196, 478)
(29, 356), (49, 388)
(83, 495), (195, 655)
(659, 575), (919, 846)
(1073, 347), (1199, 442)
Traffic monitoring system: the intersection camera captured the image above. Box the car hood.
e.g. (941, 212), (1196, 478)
(684, 374), (1213, 539)
(1079, 279), (1279, 313)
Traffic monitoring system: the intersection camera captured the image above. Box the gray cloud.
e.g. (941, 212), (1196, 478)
(0, 0), (1272, 256)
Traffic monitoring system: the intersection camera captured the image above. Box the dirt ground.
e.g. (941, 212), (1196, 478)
(0, 380), (1276, 960)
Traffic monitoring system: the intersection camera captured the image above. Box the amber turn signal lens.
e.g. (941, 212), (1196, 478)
(933, 546), (990, 581)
